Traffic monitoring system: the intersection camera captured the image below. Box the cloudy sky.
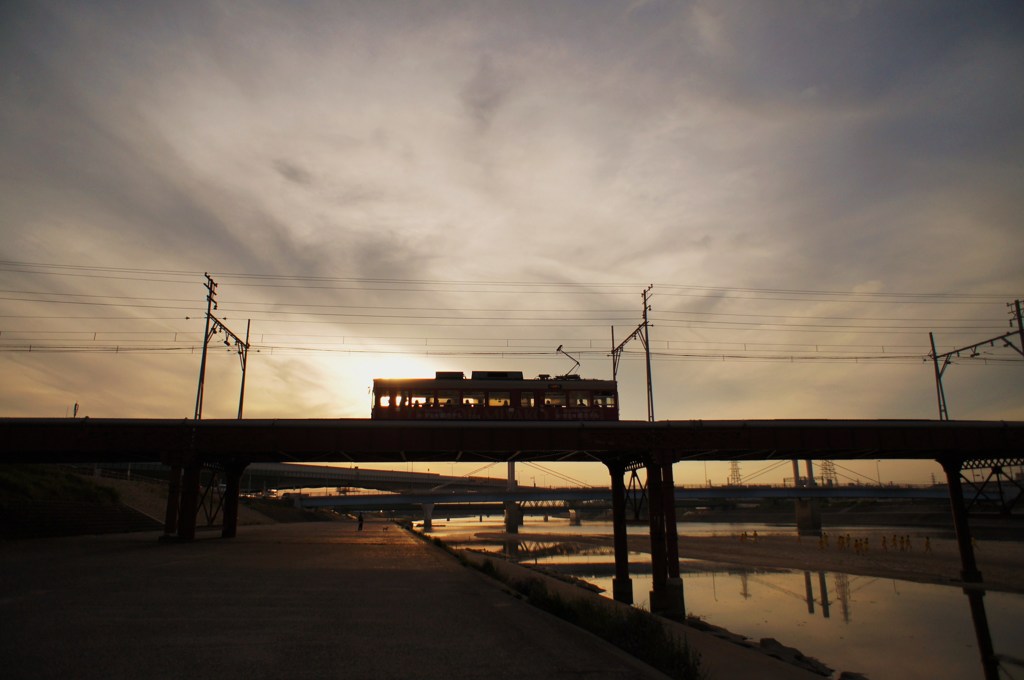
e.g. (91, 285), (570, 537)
(2, 0), (1022, 486)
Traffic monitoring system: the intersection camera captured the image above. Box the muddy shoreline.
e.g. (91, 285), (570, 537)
(487, 528), (1024, 594)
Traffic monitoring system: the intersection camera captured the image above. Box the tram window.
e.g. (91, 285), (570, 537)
(439, 390), (458, 407)
(397, 391), (411, 407)
(544, 392), (567, 407)
(569, 391), (590, 407)
(463, 391), (485, 406)
(520, 392), (536, 408)
(488, 391), (511, 407)
(379, 394), (391, 408)
(411, 390), (433, 406)
(594, 392), (616, 408)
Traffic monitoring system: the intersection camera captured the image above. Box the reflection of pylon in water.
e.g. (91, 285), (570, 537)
(834, 572), (852, 623)
(821, 460), (838, 487)
(739, 572), (750, 599)
(728, 461), (742, 486)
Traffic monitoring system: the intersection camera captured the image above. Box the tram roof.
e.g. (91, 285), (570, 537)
(372, 376), (618, 390)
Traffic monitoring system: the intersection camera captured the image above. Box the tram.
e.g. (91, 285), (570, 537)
(371, 370), (619, 421)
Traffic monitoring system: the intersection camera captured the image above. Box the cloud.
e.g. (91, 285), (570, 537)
(0, 0), (1022, 486)
(273, 160), (314, 187)
(460, 55), (515, 133)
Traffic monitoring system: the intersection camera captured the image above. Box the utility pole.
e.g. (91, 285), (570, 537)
(236, 319), (251, 419)
(193, 273), (252, 421)
(194, 273), (217, 421)
(611, 284), (655, 422)
(929, 332), (949, 421)
(642, 285), (654, 422)
(928, 298), (1023, 420)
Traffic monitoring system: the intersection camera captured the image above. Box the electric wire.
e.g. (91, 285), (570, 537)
(2, 260), (1019, 364)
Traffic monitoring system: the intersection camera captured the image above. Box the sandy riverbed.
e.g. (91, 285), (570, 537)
(493, 530), (1024, 594)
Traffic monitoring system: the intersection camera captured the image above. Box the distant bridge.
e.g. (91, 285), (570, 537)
(296, 483), (962, 509)
(101, 461), (508, 494)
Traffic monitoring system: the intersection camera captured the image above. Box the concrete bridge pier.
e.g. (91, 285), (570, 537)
(795, 499), (822, 535)
(606, 460), (633, 605)
(160, 449), (201, 541)
(162, 463), (182, 537)
(221, 461), (247, 539)
(503, 501), (522, 534)
(660, 456), (685, 620)
(504, 460), (521, 533)
(162, 455), (245, 540)
(645, 455), (684, 620)
(568, 509), (581, 526)
(421, 503), (435, 532)
(646, 458), (666, 612)
(176, 462), (201, 540)
(793, 459), (822, 536)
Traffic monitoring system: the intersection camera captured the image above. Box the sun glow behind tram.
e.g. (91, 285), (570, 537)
(371, 371), (619, 421)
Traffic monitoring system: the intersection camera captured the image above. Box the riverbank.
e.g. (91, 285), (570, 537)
(1, 521), (677, 680)
(456, 546), (830, 679)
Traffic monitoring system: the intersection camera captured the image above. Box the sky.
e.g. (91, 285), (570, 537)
(1, 0), (1022, 487)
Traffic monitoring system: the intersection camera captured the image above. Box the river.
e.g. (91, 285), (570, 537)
(424, 515), (1024, 679)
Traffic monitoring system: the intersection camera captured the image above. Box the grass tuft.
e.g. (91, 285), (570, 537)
(0, 465), (120, 505)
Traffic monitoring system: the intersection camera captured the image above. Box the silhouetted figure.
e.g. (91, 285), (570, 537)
(357, 512), (364, 531)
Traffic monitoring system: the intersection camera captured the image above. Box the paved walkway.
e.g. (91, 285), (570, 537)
(2, 519), (671, 680)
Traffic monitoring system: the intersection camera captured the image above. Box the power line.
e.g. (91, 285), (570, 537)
(1, 296), (1005, 329)
(8, 342), (1020, 367)
(2, 260), (1015, 301)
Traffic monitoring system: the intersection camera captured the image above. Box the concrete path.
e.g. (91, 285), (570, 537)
(1, 519), (671, 680)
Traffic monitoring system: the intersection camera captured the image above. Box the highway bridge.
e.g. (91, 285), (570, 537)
(295, 483), (963, 509)
(99, 461), (509, 494)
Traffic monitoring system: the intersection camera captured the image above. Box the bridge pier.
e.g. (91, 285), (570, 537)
(221, 462), (247, 539)
(645, 455), (685, 620)
(162, 464), (182, 537)
(504, 461), (521, 534)
(176, 463), (201, 540)
(421, 503), (434, 532)
(606, 460), (633, 605)
(647, 454), (688, 618)
(941, 457), (998, 680)
(503, 501), (522, 534)
(793, 459), (822, 536)
(660, 455), (685, 620)
(646, 458), (667, 614)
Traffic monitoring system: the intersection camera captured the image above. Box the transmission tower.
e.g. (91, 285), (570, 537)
(820, 460), (838, 487)
(728, 461), (742, 486)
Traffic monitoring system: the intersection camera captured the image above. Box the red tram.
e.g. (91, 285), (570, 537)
(371, 371), (619, 421)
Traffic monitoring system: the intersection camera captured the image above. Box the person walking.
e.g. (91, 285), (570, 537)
(357, 512), (364, 531)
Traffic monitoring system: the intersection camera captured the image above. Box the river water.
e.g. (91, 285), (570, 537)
(424, 515), (1024, 679)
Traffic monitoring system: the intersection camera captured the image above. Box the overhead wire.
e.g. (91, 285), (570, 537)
(2, 260), (1019, 364)
(2, 260), (1016, 300)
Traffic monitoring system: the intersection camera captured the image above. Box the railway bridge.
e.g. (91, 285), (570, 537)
(3, 415), (1022, 673)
